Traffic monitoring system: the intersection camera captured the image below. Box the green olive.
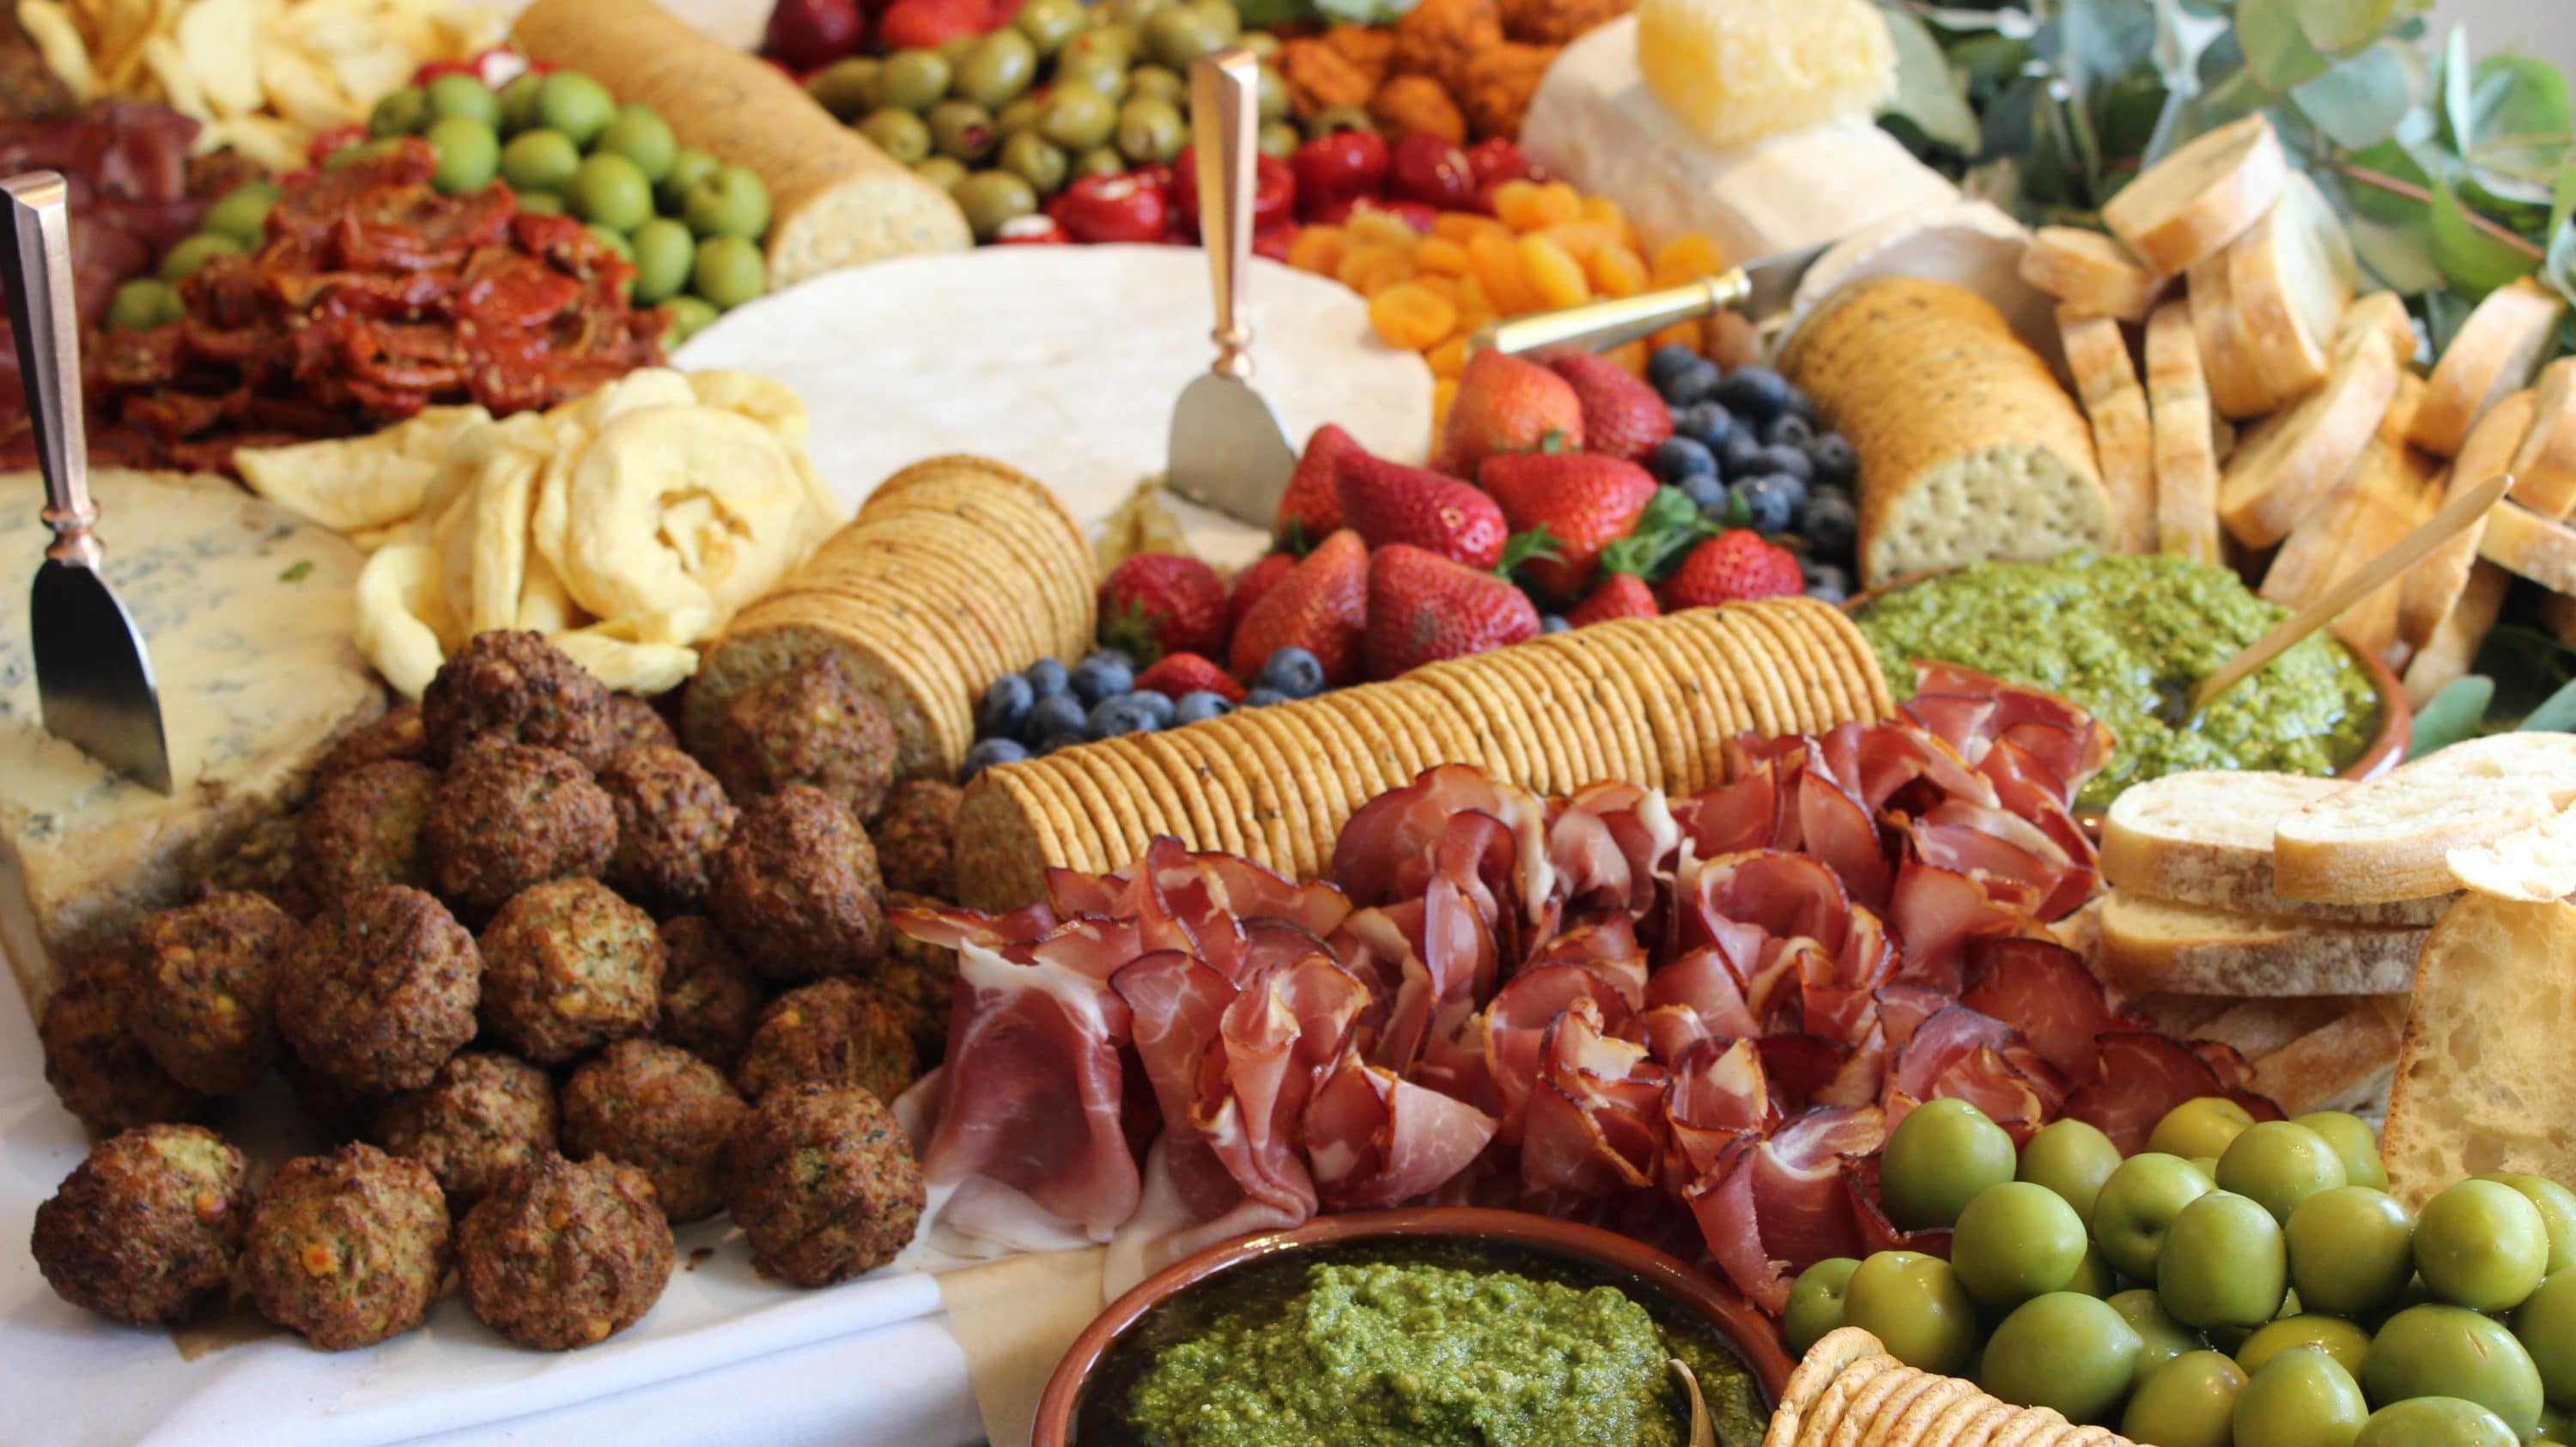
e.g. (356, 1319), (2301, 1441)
(690, 234), (768, 311)
(994, 95), (1043, 135)
(516, 191), (566, 216)
(2067, 1243), (2117, 1298)
(2354, 1398), (2519, 1447)
(425, 117), (501, 196)
(1255, 64), (1290, 123)
(658, 148), (720, 213)
(1237, 28), (1279, 59)
(501, 129), (581, 197)
(1979, 1292), (2142, 1422)
(1070, 144), (1126, 180)
(105, 278), (182, 331)
(595, 105), (677, 184)
(1256, 120), (1300, 161)
(426, 74), (502, 130)
(2287, 1187), (2415, 1319)
(202, 183), (279, 249)
(2238, 1314), (2372, 1379)
(570, 151), (653, 232)
(2366, 1304), (2544, 1437)
(927, 99), (999, 162)
(998, 130), (1066, 194)
(2485, 1175), (2576, 1276)
(680, 165), (772, 240)
(2234, 1347), (2369, 1447)
(2018, 1117), (2123, 1221)
(1126, 64), (1183, 104)
(1184, 0), (1236, 42)
(369, 86), (429, 138)
(1844, 1249), (1978, 1376)
(939, 33), (981, 64)
(2294, 1112), (2388, 1193)
(1140, 4), (1224, 69)
(628, 216), (694, 306)
(914, 155), (969, 192)
(158, 232), (241, 282)
(955, 28), (1037, 110)
(2417, 1178), (2551, 1311)
(498, 72), (546, 135)
(1880, 1098), (2015, 1232)
(2546, 1404), (2574, 1443)
(1784, 1257), (1859, 1359)
(1114, 95), (1185, 165)
(586, 222), (635, 268)
(661, 294), (720, 345)
(2162, 1191), (2289, 1330)
(1037, 83), (1118, 152)
(2515, 1269), (2576, 1408)
(951, 169), (1037, 241)
(1059, 27), (1131, 71)
(2220, 1121), (2350, 1225)
(2110, 1286), (2209, 1389)
(876, 49), (952, 111)
(1101, 0), (1164, 28)
(1052, 52), (1130, 106)
(1012, 0), (1085, 54)
(2150, 1097), (2258, 1162)
(2123, 1351), (2247, 1447)
(2095, 1152), (2217, 1282)
(536, 70), (617, 149)
(1951, 1181), (2088, 1310)
(806, 57), (880, 121)
(1305, 104), (1376, 139)
(860, 108), (934, 166)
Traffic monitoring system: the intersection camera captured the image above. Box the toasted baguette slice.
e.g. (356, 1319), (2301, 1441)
(2227, 173), (2357, 403)
(2399, 390), (2531, 653)
(2274, 733), (2576, 903)
(2478, 499), (2576, 593)
(2103, 113), (2288, 274)
(2510, 356), (2576, 519)
(2102, 770), (2458, 927)
(2194, 994), (2405, 1116)
(2218, 293), (2409, 547)
(2146, 300), (2222, 564)
(2190, 249), (2281, 420)
(2060, 307), (2157, 551)
(2403, 559), (2509, 709)
(2260, 374), (2434, 660)
(2097, 892), (2427, 996)
(2383, 895), (2576, 1207)
(2022, 227), (2172, 322)
(2446, 803), (2576, 903)
(2410, 277), (2566, 457)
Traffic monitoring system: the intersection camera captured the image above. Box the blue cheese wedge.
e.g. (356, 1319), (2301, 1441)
(2, 470), (383, 1012)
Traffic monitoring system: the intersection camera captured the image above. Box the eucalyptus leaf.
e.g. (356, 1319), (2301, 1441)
(2290, 40), (2416, 149)
(2239, 0), (2331, 90)
(1878, 1), (1985, 152)
(2518, 675), (2576, 734)
(2439, 24), (2475, 149)
(2552, 157), (2576, 243)
(2468, 54), (2573, 149)
(2429, 170), (2542, 295)
(2292, 0), (2397, 58)
(2548, 216), (2576, 310)
(2406, 675), (2495, 759)
(2342, 136), (2436, 222)
(2348, 210), (2449, 292)
(2471, 623), (2576, 720)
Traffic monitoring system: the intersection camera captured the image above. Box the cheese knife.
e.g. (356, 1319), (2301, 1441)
(1472, 238), (1836, 356)
(5, 171), (172, 794)
(1163, 46), (1300, 527)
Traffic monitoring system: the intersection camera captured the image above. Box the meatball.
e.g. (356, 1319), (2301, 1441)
(715, 653), (897, 819)
(459, 1153), (673, 1350)
(372, 1052), (558, 1203)
(477, 879), (663, 1063)
(603, 694), (677, 755)
(710, 785), (885, 982)
(424, 742), (617, 917)
(298, 760), (440, 902)
(735, 979), (917, 1106)
(562, 1040), (746, 1223)
(314, 702), (426, 783)
(32, 1124), (250, 1323)
(598, 745), (738, 912)
(877, 891), (961, 1065)
(39, 953), (207, 1133)
(243, 1143), (450, 1350)
(420, 629), (616, 769)
(655, 915), (766, 1070)
(128, 891), (295, 1095)
(277, 885), (481, 1094)
(726, 1084), (923, 1287)
(869, 779), (961, 898)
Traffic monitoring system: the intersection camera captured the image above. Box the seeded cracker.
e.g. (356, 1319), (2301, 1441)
(1473, 648), (1584, 793)
(1947, 1401), (2021, 1447)
(792, 568), (1005, 714)
(1743, 600), (1856, 733)
(1691, 609), (1789, 738)
(1136, 729), (1250, 860)
(1055, 743), (1155, 872)
(954, 765), (1063, 909)
(1783, 595), (1897, 720)
(1720, 605), (1817, 734)
(1216, 712), (1319, 880)
(1109, 733), (1220, 856)
(1577, 622), (1701, 793)
(1838, 1365), (1940, 1447)
(1253, 705), (1356, 873)
(1024, 758), (1114, 875)
(1662, 609), (1769, 747)
(1881, 1375), (1974, 1447)
(1385, 677), (1493, 773)
(1606, 617), (1740, 784)
(1794, 1354), (1900, 1447)
(840, 494), (1060, 660)
(1182, 723), (1287, 874)
(1304, 692), (1406, 803)
(1987, 1407), (2073, 1447)
(1413, 666), (1534, 784)
(1535, 631), (1662, 791)
(823, 518), (1036, 674)
(1076, 733), (1178, 849)
(1765, 1327), (1885, 1447)
(1339, 683), (1440, 787)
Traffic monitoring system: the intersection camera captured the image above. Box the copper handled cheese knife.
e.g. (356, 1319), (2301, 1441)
(1473, 239), (1835, 356)
(4, 170), (172, 793)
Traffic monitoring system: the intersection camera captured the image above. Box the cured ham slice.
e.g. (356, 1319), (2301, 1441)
(1306, 1056), (1500, 1208)
(2064, 1031), (2251, 1154)
(1960, 938), (2134, 1082)
(1691, 1108), (1883, 1313)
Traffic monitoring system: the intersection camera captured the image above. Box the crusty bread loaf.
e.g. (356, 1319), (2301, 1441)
(2103, 113), (2288, 274)
(1784, 277), (2112, 587)
(2410, 277), (2565, 457)
(2097, 892), (2427, 996)
(2509, 356), (2576, 519)
(2189, 248), (2281, 420)
(2145, 300), (2221, 564)
(2274, 733), (2576, 903)
(2227, 173), (2355, 404)
(2218, 292), (2409, 547)
(2102, 770), (2456, 927)
(2447, 804), (2576, 903)
(511, 0), (970, 286)
(2400, 390), (2530, 653)
(2383, 895), (2576, 1207)
(2403, 559), (2508, 709)
(2021, 227), (2170, 322)
(2060, 307), (2156, 551)
(2477, 498), (2576, 593)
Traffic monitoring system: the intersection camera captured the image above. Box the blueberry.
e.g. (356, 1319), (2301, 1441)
(975, 673), (1033, 740)
(1649, 435), (1717, 484)
(1126, 689), (1176, 727)
(1646, 343), (1701, 390)
(1022, 656), (1070, 699)
(1244, 687), (1290, 708)
(1024, 692), (1086, 745)
(961, 737), (1027, 781)
(1712, 366), (1791, 423)
(1541, 614), (1571, 634)
(1783, 383), (1816, 423)
(1678, 472), (1727, 514)
(1802, 488), (1858, 556)
(1758, 444), (1813, 483)
(1765, 413), (1814, 449)
(1037, 731), (1085, 756)
(1175, 690), (1233, 725)
(1676, 400), (1735, 451)
(1255, 645), (1326, 700)
(1718, 429), (1765, 479)
(1734, 475), (1799, 534)
(1808, 433), (1857, 487)
(1662, 359), (1722, 407)
(1801, 559), (1851, 605)
(1087, 696), (1160, 739)
(1071, 651), (1134, 706)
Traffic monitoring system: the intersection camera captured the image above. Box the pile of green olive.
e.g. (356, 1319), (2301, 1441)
(804, 0), (1292, 240)
(1784, 1097), (2576, 1446)
(360, 69), (775, 339)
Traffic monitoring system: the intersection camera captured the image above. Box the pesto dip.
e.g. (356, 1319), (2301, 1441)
(1099, 1251), (1765, 1447)
(1856, 549), (2380, 811)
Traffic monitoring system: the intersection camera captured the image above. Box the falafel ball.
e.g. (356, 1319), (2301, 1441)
(726, 1083), (923, 1287)
(424, 743), (617, 918)
(32, 1124), (251, 1323)
(477, 879), (663, 1062)
(655, 915), (767, 1070)
(129, 891), (295, 1095)
(734, 979), (918, 1106)
(420, 630), (616, 769)
(243, 1143), (450, 1350)
(710, 785), (885, 982)
(876, 891), (961, 1065)
(868, 780), (962, 899)
(598, 745), (738, 913)
(561, 1040), (746, 1223)
(39, 954), (207, 1134)
(603, 694), (677, 755)
(714, 653), (898, 820)
(298, 760), (440, 902)
(459, 1152), (674, 1350)
(372, 1051), (559, 1203)
(276, 885), (481, 1094)
(314, 702), (427, 783)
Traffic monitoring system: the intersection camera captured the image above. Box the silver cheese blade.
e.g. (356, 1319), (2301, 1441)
(1168, 371), (1299, 525)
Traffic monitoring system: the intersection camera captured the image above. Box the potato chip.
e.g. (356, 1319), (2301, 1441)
(254, 35), (352, 128)
(197, 114), (301, 170)
(560, 405), (817, 623)
(518, 549), (580, 634)
(175, 0), (259, 117)
(236, 404), (492, 532)
(684, 369), (811, 452)
(353, 543), (451, 699)
(551, 629), (699, 695)
(20, 0), (96, 98)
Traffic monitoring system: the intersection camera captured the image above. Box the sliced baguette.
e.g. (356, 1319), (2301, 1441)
(2102, 769), (2457, 927)
(2260, 373), (2434, 660)
(2103, 113), (2289, 275)
(2403, 558), (2509, 709)
(2399, 390), (2532, 653)
(2195, 994), (2406, 1116)
(2218, 292), (2409, 547)
(2227, 173), (2357, 404)
(2382, 895), (2576, 1207)
(2060, 307), (2157, 551)
(2146, 299), (2222, 564)
(2509, 356), (2576, 519)
(2190, 248), (2282, 420)
(2446, 802), (2576, 903)
(2021, 227), (2172, 322)
(2477, 499), (2576, 593)
(2273, 732), (2576, 903)
(2097, 891), (2427, 996)
(2409, 277), (2566, 457)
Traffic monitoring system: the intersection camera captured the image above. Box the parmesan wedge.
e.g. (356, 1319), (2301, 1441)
(2383, 895), (2576, 1207)
(2020, 227), (2170, 322)
(2398, 390), (2531, 653)
(2410, 277), (2566, 457)
(2226, 173), (2356, 404)
(2403, 559), (2509, 709)
(2218, 293), (2409, 547)
(2145, 299), (2221, 563)
(2476, 498), (2576, 593)
(2189, 249), (2281, 420)
(2059, 307), (2156, 550)
(2275, 733), (2576, 904)
(2508, 356), (2576, 519)
(2103, 114), (2289, 274)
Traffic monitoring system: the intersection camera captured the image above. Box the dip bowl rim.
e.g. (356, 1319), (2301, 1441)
(1030, 1205), (1796, 1447)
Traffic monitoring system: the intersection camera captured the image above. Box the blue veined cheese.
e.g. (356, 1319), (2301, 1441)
(1, 470), (383, 1013)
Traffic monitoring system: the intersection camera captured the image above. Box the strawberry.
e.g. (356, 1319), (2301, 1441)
(1134, 651), (1248, 703)
(1228, 551), (1296, 636)
(1547, 351), (1673, 464)
(1568, 572), (1661, 626)
(1479, 452), (1659, 602)
(1659, 530), (1805, 611)
(1230, 529), (1370, 685)
(1334, 451), (1510, 568)
(1436, 348), (1583, 478)
(1097, 553), (1227, 663)
(1362, 544), (1541, 680)
(1277, 423), (1358, 549)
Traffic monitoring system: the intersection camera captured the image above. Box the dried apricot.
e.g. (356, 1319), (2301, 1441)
(1467, 229), (1539, 315)
(1588, 244), (1649, 298)
(1517, 234), (1590, 307)
(1426, 331), (1472, 378)
(1336, 243), (1416, 297)
(1413, 235), (1472, 276)
(1285, 225), (1346, 276)
(1432, 211), (1512, 247)
(1607, 339), (1649, 376)
(1652, 233), (1727, 286)
(1455, 271), (1493, 323)
(1580, 194), (1625, 229)
(1343, 209), (1421, 252)
(1369, 281), (1460, 350)
(1489, 179), (1546, 231)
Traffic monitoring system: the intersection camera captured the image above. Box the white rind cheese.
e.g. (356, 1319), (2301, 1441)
(2, 471), (383, 1013)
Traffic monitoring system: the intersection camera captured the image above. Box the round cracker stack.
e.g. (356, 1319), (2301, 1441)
(1764, 1327), (2146, 1447)
(952, 597), (1890, 909)
(683, 455), (1093, 778)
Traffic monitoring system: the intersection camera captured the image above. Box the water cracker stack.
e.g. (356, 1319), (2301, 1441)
(953, 598), (1892, 910)
(1765, 1327), (2142, 1447)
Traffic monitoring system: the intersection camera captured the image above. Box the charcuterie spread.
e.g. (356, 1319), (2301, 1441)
(8, 0), (2576, 1444)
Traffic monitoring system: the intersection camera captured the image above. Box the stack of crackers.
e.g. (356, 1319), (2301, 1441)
(1765, 1327), (2141, 1447)
(683, 455), (1093, 778)
(952, 598), (1891, 910)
